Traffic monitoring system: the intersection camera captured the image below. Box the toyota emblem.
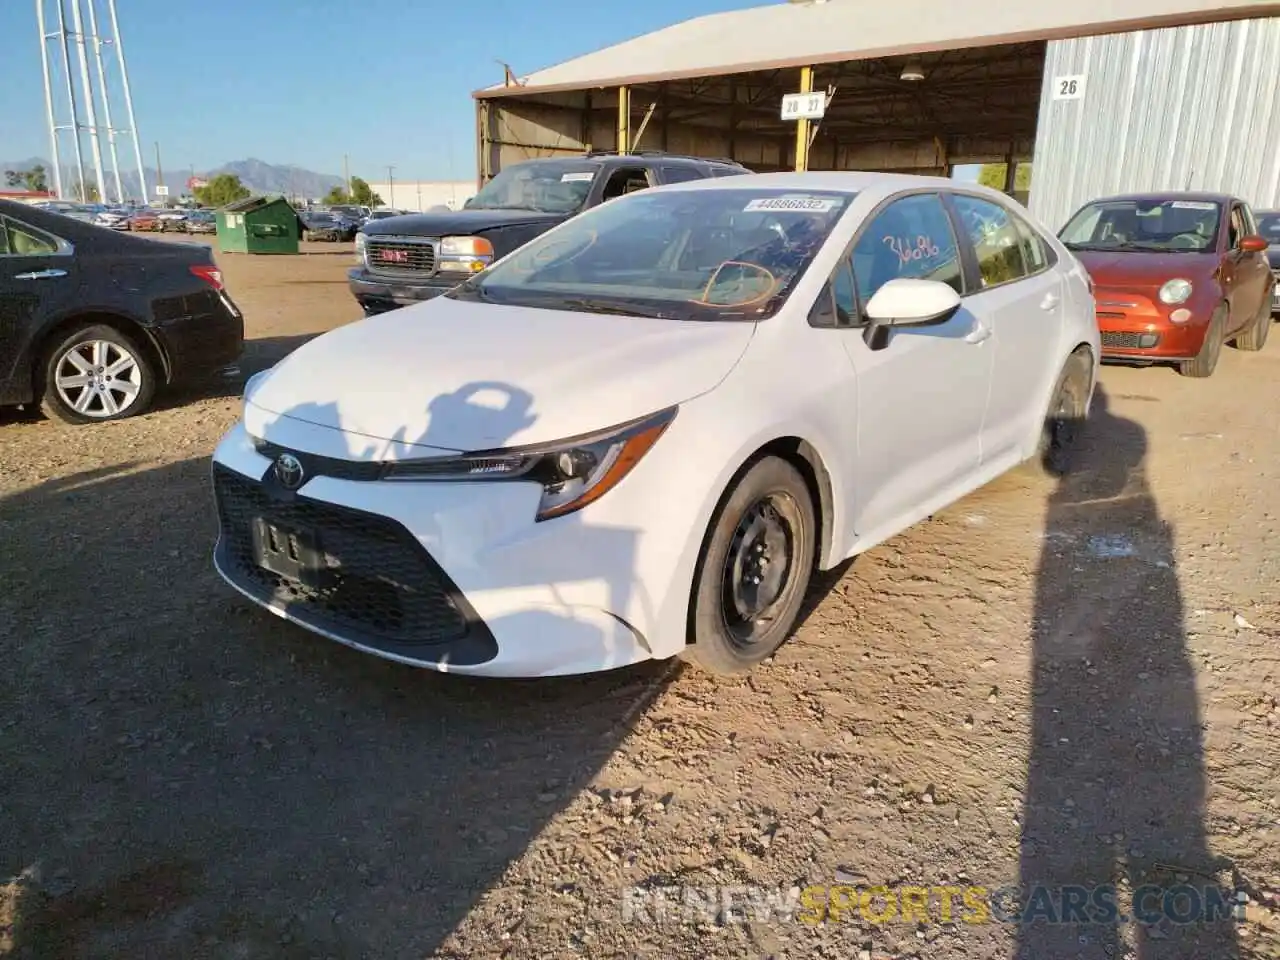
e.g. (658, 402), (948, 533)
(273, 453), (305, 490)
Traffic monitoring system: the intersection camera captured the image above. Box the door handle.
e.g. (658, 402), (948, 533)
(1041, 292), (1060, 310)
(963, 322), (992, 344)
(14, 268), (67, 280)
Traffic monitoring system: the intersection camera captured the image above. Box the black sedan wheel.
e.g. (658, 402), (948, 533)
(683, 456), (815, 674)
(40, 324), (157, 425)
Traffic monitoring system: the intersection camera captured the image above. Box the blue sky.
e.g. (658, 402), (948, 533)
(3, 0), (750, 180)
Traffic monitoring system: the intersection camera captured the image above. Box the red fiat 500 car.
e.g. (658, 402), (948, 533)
(1059, 192), (1275, 377)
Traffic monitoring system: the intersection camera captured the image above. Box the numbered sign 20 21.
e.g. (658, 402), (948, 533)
(1053, 74), (1086, 101)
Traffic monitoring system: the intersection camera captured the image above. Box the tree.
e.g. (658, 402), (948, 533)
(324, 176), (383, 207)
(194, 173), (251, 208)
(978, 163), (1033, 193)
(5, 165), (49, 192)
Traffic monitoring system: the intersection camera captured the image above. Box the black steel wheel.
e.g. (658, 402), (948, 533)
(684, 456), (815, 674)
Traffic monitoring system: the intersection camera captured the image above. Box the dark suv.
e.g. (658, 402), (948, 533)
(348, 151), (751, 315)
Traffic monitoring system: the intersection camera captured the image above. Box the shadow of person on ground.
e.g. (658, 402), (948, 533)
(1015, 385), (1238, 959)
(1, 379), (668, 957)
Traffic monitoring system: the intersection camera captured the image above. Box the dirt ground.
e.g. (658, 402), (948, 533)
(2, 239), (1278, 960)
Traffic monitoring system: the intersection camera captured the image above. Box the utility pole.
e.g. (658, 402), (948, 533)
(106, 0), (147, 202)
(85, 0), (124, 202)
(55, 0), (87, 200)
(154, 141), (163, 205)
(35, 0), (64, 198)
(343, 154), (351, 199)
(386, 165), (395, 208)
(69, 0), (106, 203)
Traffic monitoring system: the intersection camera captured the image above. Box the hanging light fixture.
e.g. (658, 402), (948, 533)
(900, 59), (925, 81)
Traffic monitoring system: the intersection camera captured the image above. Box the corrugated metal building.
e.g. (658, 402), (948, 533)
(473, 0), (1280, 228)
(1032, 17), (1280, 228)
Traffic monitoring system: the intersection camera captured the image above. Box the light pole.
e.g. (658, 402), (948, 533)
(386, 165), (395, 208)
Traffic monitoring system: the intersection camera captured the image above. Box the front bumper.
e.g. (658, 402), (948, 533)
(210, 421), (690, 677)
(347, 267), (460, 315)
(1094, 289), (1209, 360)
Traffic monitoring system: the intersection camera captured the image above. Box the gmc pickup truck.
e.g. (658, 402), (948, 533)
(347, 151), (751, 315)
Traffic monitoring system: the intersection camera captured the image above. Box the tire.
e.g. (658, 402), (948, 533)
(1179, 304), (1226, 378)
(39, 323), (157, 425)
(682, 457), (816, 675)
(1232, 290), (1272, 352)
(1026, 348), (1092, 479)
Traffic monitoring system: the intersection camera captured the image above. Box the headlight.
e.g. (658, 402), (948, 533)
(354, 232), (367, 263)
(1158, 278), (1193, 304)
(383, 407), (676, 521)
(437, 235), (494, 273)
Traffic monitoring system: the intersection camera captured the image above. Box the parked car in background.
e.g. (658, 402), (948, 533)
(1256, 209), (1280, 315)
(365, 209), (405, 223)
(156, 209), (189, 233)
(216, 173), (1096, 677)
(328, 204), (370, 225)
(301, 210), (359, 242)
(128, 208), (161, 232)
(94, 208), (132, 230)
(1059, 192), (1274, 376)
(0, 199), (244, 424)
(185, 210), (217, 234)
(348, 151), (752, 315)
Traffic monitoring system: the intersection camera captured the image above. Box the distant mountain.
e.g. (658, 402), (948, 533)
(2, 156), (344, 202)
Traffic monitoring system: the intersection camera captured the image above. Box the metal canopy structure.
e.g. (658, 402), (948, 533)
(475, 0), (1279, 96)
(472, 0), (1279, 184)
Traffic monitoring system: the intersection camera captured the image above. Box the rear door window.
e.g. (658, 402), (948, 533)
(659, 164), (708, 185)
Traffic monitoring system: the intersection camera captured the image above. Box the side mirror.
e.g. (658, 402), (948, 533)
(1239, 234), (1269, 254)
(864, 278), (962, 326)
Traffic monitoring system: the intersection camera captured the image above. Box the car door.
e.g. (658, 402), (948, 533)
(0, 214), (76, 403)
(830, 191), (992, 541)
(946, 192), (1062, 464)
(1237, 202), (1273, 320)
(1221, 202), (1253, 333)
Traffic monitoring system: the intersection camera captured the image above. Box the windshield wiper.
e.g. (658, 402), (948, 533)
(553, 297), (676, 319)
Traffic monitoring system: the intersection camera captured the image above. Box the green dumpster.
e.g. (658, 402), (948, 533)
(216, 195), (303, 254)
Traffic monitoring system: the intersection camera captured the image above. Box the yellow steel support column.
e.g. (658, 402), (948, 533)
(794, 66), (814, 172)
(617, 85), (631, 154)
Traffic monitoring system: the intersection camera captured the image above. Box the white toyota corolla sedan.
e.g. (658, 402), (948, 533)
(211, 172), (1098, 678)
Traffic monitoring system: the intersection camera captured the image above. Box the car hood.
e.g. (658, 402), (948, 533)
(361, 208), (565, 238)
(1072, 249), (1219, 289)
(245, 296), (754, 456)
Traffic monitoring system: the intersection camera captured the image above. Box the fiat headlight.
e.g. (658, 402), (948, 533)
(383, 407), (675, 521)
(1158, 278), (1193, 305)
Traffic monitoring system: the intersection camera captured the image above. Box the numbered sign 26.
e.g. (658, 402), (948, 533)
(1052, 75), (1086, 101)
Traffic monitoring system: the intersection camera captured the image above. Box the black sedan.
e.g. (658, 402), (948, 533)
(0, 199), (244, 425)
(301, 211), (359, 242)
(1258, 210), (1280, 315)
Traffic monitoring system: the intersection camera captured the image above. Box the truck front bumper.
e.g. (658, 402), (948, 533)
(347, 268), (461, 315)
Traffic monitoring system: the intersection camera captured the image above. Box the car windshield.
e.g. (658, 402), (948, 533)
(448, 187), (853, 322)
(465, 161), (599, 214)
(1059, 198), (1221, 252)
(1257, 213), (1280, 246)
(329, 206), (359, 217)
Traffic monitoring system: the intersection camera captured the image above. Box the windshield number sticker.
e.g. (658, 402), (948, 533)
(1170, 201), (1217, 210)
(744, 196), (838, 213)
(884, 235), (941, 268)
(561, 172), (595, 183)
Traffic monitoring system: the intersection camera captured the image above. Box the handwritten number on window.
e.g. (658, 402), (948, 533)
(883, 234), (940, 270)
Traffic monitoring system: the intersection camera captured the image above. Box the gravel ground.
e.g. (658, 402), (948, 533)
(2, 241), (1278, 959)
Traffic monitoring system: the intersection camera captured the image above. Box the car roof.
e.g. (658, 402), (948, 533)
(649, 170), (1016, 200)
(1087, 191), (1237, 206)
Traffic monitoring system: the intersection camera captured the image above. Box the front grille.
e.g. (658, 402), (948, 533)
(365, 236), (437, 278)
(1101, 331), (1159, 349)
(213, 465), (469, 645)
